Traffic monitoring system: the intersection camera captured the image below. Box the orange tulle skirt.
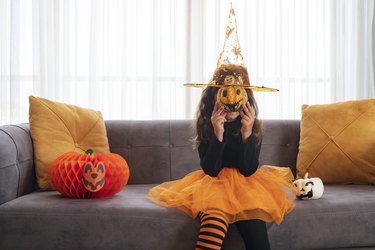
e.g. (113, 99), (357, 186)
(148, 165), (298, 224)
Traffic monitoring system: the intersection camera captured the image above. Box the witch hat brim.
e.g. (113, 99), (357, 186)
(183, 83), (278, 92)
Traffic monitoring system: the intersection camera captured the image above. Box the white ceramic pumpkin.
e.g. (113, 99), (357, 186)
(293, 172), (324, 200)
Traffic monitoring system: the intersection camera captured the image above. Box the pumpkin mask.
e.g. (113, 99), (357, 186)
(216, 74), (249, 112)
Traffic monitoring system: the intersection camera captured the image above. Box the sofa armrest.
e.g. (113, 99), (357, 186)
(0, 124), (35, 205)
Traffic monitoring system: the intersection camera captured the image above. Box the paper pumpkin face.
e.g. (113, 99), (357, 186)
(82, 162), (106, 192)
(293, 173), (324, 200)
(217, 84), (248, 112)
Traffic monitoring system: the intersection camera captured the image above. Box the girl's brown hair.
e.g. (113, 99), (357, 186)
(193, 64), (262, 147)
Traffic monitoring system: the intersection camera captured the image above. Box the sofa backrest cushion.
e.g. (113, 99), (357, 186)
(0, 124), (35, 205)
(259, 120), (300, 176)
(0, 119), (301, 200)
(105, 120), (300, 184)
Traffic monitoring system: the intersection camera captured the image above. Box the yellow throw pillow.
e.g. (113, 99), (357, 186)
(296, 99), (375, 184)
(29, 96), (110, 190)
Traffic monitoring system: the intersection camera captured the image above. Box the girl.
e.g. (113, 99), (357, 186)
(148, 64), (297, 250)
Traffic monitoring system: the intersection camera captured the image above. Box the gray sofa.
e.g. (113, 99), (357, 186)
(0, 120), (374, 250)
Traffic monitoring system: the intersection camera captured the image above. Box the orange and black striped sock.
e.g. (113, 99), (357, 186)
(195, 211), (229, 250)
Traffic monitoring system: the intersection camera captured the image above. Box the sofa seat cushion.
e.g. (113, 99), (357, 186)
(0, 185), (200, 250)
(0, 184), (374, 250)
(269, 185), (375, 250)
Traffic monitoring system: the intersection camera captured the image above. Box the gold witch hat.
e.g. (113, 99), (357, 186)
(184, 4), (278, 92)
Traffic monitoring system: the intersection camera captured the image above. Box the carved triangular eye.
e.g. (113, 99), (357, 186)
(84, 162), (93, 173)
(97, 162), (105, 173)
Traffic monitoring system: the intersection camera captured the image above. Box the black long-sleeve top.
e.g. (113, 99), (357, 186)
(198, 119), (261, 177)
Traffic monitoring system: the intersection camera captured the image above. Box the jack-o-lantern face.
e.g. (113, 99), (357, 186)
(293, 173), (324, 200)
(217, 84), (248, 112)
(211, 65), (251, 112)
(82, 162), (106, 192)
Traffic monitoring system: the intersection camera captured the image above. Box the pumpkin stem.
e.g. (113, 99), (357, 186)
(86, 149), (94, 155)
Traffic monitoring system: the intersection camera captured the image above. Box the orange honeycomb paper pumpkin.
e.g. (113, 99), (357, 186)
(50, 149), (130, 198)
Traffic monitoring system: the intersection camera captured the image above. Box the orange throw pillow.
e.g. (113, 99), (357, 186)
(296, 99), (375, 184)
(29, 96), (110, 190)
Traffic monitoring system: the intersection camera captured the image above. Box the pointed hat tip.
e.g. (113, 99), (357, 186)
(216, 3), (244, 68)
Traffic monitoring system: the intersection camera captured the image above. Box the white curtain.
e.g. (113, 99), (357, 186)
(0, 0), (374, 125)
(330, 0), (375, 101)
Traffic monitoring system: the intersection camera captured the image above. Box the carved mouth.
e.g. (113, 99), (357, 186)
(297, 190), (313, 200)
(223, 100), (243, 112)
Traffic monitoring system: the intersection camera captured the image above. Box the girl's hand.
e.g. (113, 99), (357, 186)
(239, 102), (256, 142)
(211, 102), (226, 142)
